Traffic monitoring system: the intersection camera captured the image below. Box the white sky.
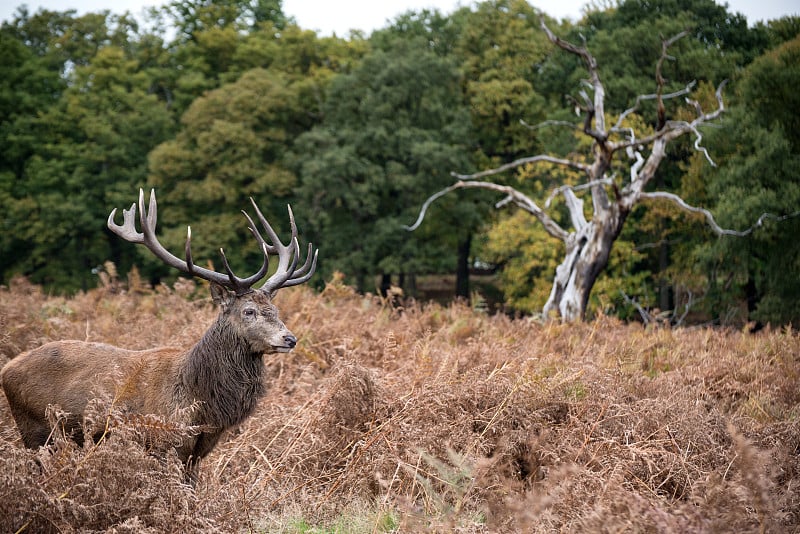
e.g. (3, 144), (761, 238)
(1, 0), (797, 35)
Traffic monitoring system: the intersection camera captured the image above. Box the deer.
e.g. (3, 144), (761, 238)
(0, 189), (318, 483)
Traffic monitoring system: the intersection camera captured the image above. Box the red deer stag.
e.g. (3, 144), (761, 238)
(0, 189), (317, 482)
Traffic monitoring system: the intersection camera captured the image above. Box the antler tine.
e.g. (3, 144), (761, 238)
(291, 242), (315, 278)
(248, 199), (291, 263)
(237, 242), (271, 288)
(109, 189), (315, 296)
(287, 204), (299, 243)
(241, 209), (277, 254)
(184, 226), (195, 273)
(263, 236), (301, 291)
(237, 210), (272, 287)
(142, 188), (158, 242)
(107, 202), (145, 244)
(246, 198), (317, 295)
(283, 209), (318, 287)
(245, 206), (317, 291)
(217, 248), (241, 289)
(248, 197), (282, 249)
(282, 246), (319, 288)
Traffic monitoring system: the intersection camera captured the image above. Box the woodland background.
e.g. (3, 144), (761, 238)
(1, 0), (799, 325)
(1, 2), (799, 530)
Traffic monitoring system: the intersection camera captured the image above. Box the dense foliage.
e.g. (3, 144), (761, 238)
(0, 0), (798, 324)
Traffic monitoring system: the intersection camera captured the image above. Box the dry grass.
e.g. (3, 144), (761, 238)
(1, 274), (798, 533)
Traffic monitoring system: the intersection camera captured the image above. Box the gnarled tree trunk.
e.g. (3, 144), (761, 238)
(544, 208), (628, 320)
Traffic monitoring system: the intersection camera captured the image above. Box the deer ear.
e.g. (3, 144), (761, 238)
(210, 282), (236, 310)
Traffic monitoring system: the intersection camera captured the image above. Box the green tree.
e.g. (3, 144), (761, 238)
(686, 35), (800, 325)
(145, 21), (360, 284)
(147, 67), (303, 279)
(454, 0), (549, 163)
(146, 0), (293, 115)
(0, 10), (175, 290)
(162, 0), (288, 41)
(538, 0), (769, 111)
(294, 29), (472, 293)
(448, 0), (557, 305)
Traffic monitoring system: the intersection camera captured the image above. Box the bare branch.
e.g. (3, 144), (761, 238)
(714, 79), (728, 110)
(612, 81), (696, 133)
(655, 30), (691, 129)
(563, 188), (587, 230)
(403, 182), (462, 231)
(544, 177), (614, 208)
(663, 29), (691, 48)
(641, 191), (800, 236)
(540, 19), (595, 68)
(630, 150), (645, 181)
(672, 288), (698, 327)
(579, 92), (600, 138)
(620, 290), (654, 325)
(495, 195), (514, 209)
(612, 80), (727, 158)
(405, 180), (569, 241)
(685, 120), (715, 166)
(541, 18), (606, 137)
(634, 238), (676, 251)
(520, 118), (582, 132)
(451, 154), (590, 180)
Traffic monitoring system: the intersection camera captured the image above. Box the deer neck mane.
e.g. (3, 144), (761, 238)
(181, 315), (265, 429)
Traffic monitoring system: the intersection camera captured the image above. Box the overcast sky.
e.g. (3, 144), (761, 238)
(1, 0), (797, 35)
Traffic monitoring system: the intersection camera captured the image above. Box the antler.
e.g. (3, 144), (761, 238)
(242, 198), (319, 295)
(108, 189), (317, 296)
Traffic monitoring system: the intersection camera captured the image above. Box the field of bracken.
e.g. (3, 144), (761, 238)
(1, 273), (798, 533)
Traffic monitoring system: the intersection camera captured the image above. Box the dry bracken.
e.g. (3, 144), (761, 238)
(1, 276), (798, 532)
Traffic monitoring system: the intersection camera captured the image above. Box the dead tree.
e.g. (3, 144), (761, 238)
(407, 21), (748, 321)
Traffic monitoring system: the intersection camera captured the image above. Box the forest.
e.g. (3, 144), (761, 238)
(1, 0), (799, 325)
(2, 2), (800, 531)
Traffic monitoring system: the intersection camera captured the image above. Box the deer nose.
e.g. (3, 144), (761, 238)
(284, 334), (297, 348)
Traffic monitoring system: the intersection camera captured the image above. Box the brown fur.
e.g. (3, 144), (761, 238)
(0, 284), (296, 482)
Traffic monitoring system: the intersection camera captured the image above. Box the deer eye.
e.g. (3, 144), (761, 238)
(243, 309), (256, 317)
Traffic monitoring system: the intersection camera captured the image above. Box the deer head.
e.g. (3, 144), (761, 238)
(107, 189), (318, 354)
